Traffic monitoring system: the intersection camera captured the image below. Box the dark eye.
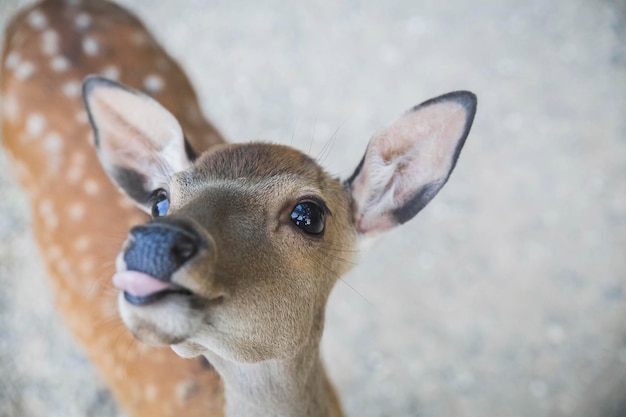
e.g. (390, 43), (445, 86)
(151, 189), (169, 217)
(290, 201), (325, 235)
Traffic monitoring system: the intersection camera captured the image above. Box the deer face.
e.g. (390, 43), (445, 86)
(118, 143), (356, 362)
(83, 76), (476, 363)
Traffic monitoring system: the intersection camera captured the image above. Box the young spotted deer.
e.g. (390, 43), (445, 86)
(83, 73), (476, 417)
(2, 0), (226, 416)
(2, 0), (476, 415)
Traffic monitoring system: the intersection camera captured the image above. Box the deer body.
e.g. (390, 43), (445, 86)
(2, 1), (226, 416)
(2, 1), (477, 416)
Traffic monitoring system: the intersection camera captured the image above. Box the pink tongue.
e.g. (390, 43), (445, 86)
(113, 270), (170, 297)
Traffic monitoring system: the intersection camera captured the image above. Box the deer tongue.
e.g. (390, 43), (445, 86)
(113, 270), (170, 297)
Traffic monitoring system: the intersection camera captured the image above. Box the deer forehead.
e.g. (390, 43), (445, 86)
(170, 143), (346, 208)
(193, 143), (327, 181)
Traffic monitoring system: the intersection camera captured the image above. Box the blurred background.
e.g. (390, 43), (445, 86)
(0, 0), (625, 416)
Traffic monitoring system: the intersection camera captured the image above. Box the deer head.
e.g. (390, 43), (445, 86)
(83, 73), (476, 383)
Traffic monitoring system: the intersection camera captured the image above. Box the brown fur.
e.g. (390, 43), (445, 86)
(1, 0), (226, 416)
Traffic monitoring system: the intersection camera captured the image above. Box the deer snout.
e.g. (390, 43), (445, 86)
(115, 218), (209, 306)
(124, 221), (202, 280)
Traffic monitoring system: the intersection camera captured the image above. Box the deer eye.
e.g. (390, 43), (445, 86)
(290, 201), (325, 235)
(151, 189), (169, 217)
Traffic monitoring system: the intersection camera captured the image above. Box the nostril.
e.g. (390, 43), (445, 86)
(171, 237), (197, 263)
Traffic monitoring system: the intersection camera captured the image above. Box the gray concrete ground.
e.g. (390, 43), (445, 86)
(1, 0), (625, 416)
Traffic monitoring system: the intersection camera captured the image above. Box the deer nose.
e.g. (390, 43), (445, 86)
(123, 219), (203, 282)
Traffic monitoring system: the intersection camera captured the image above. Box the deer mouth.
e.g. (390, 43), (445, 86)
(113, 270), (193, 306)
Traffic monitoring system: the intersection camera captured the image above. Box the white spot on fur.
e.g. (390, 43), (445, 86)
(15, 61), (35, 80)
(41, 29), (59, 55)
(75, 12), (91, 29)
(69, 204), (86, 221)
(47, 214), (59, 229)
(57, 258), (72, 279)
(47, 245), (63, 261)
(26, 114), (46, 136)
(118, 195), (135, 209)
(43, 132), (63, 172)
(130, 31), (149, 46)
(44, 132), (63, 153)
(66, 152), (86, 183)
(66, 164), (83, 183)
(144, 74), (164, 93)
(79, 258), (95, 274)
(75, 110), (88, 124)
(50, 55), (70, 72)
(114, 366), (125, 380)
(40, 200), (59, 230)
(82, 37), (99, 55)
(73, 236), (89, 252)
(63, 81), (81, 97)
(145, 384), (157, 402)
(5, 51), (20, 69)
(3, 93), (19, 121)
(103, 353), (115, 367)
(101, 65), (119, 81)
(84, 179), (100, 195)
(27, 9), (47, 30)
(39, 199), (53, 215)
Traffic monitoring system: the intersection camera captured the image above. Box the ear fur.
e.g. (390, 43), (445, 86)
(82, 75), (192, 212)
(346, 91), (477, 235)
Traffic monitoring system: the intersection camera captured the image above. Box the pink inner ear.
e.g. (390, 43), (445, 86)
(89, 86), (181, 151)
(372, 100), (467, 187)
(351, 99), (469, 235)
(88, 85), (190, 175)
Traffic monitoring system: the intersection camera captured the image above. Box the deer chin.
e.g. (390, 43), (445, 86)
(117, 289), (207, 346)
(113, 252), (223, 346)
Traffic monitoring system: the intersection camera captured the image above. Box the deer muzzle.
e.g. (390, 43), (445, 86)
(114, 218), (208, 305)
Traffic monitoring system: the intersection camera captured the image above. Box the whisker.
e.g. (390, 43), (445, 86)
(338, 276), (373, 306)
(122, 336), (138, 379)
(309, 252), (371, 306)
(290, 118), (299, 147)
(308, 118), (317, 156)
(316, 118), (347, 165)
(318, 252), (358, 267)
(92, 313), (123, 331)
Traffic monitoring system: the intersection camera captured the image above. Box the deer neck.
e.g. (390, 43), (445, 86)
(203, 346), (339, 417)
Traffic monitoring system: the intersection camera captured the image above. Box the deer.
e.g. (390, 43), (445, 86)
(81, 77), (476, 416)
(2, 1), (477, 417)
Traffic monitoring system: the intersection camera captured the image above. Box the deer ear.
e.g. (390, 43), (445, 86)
(82, 76), (193, 212)
(346, 91), (477, 236)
